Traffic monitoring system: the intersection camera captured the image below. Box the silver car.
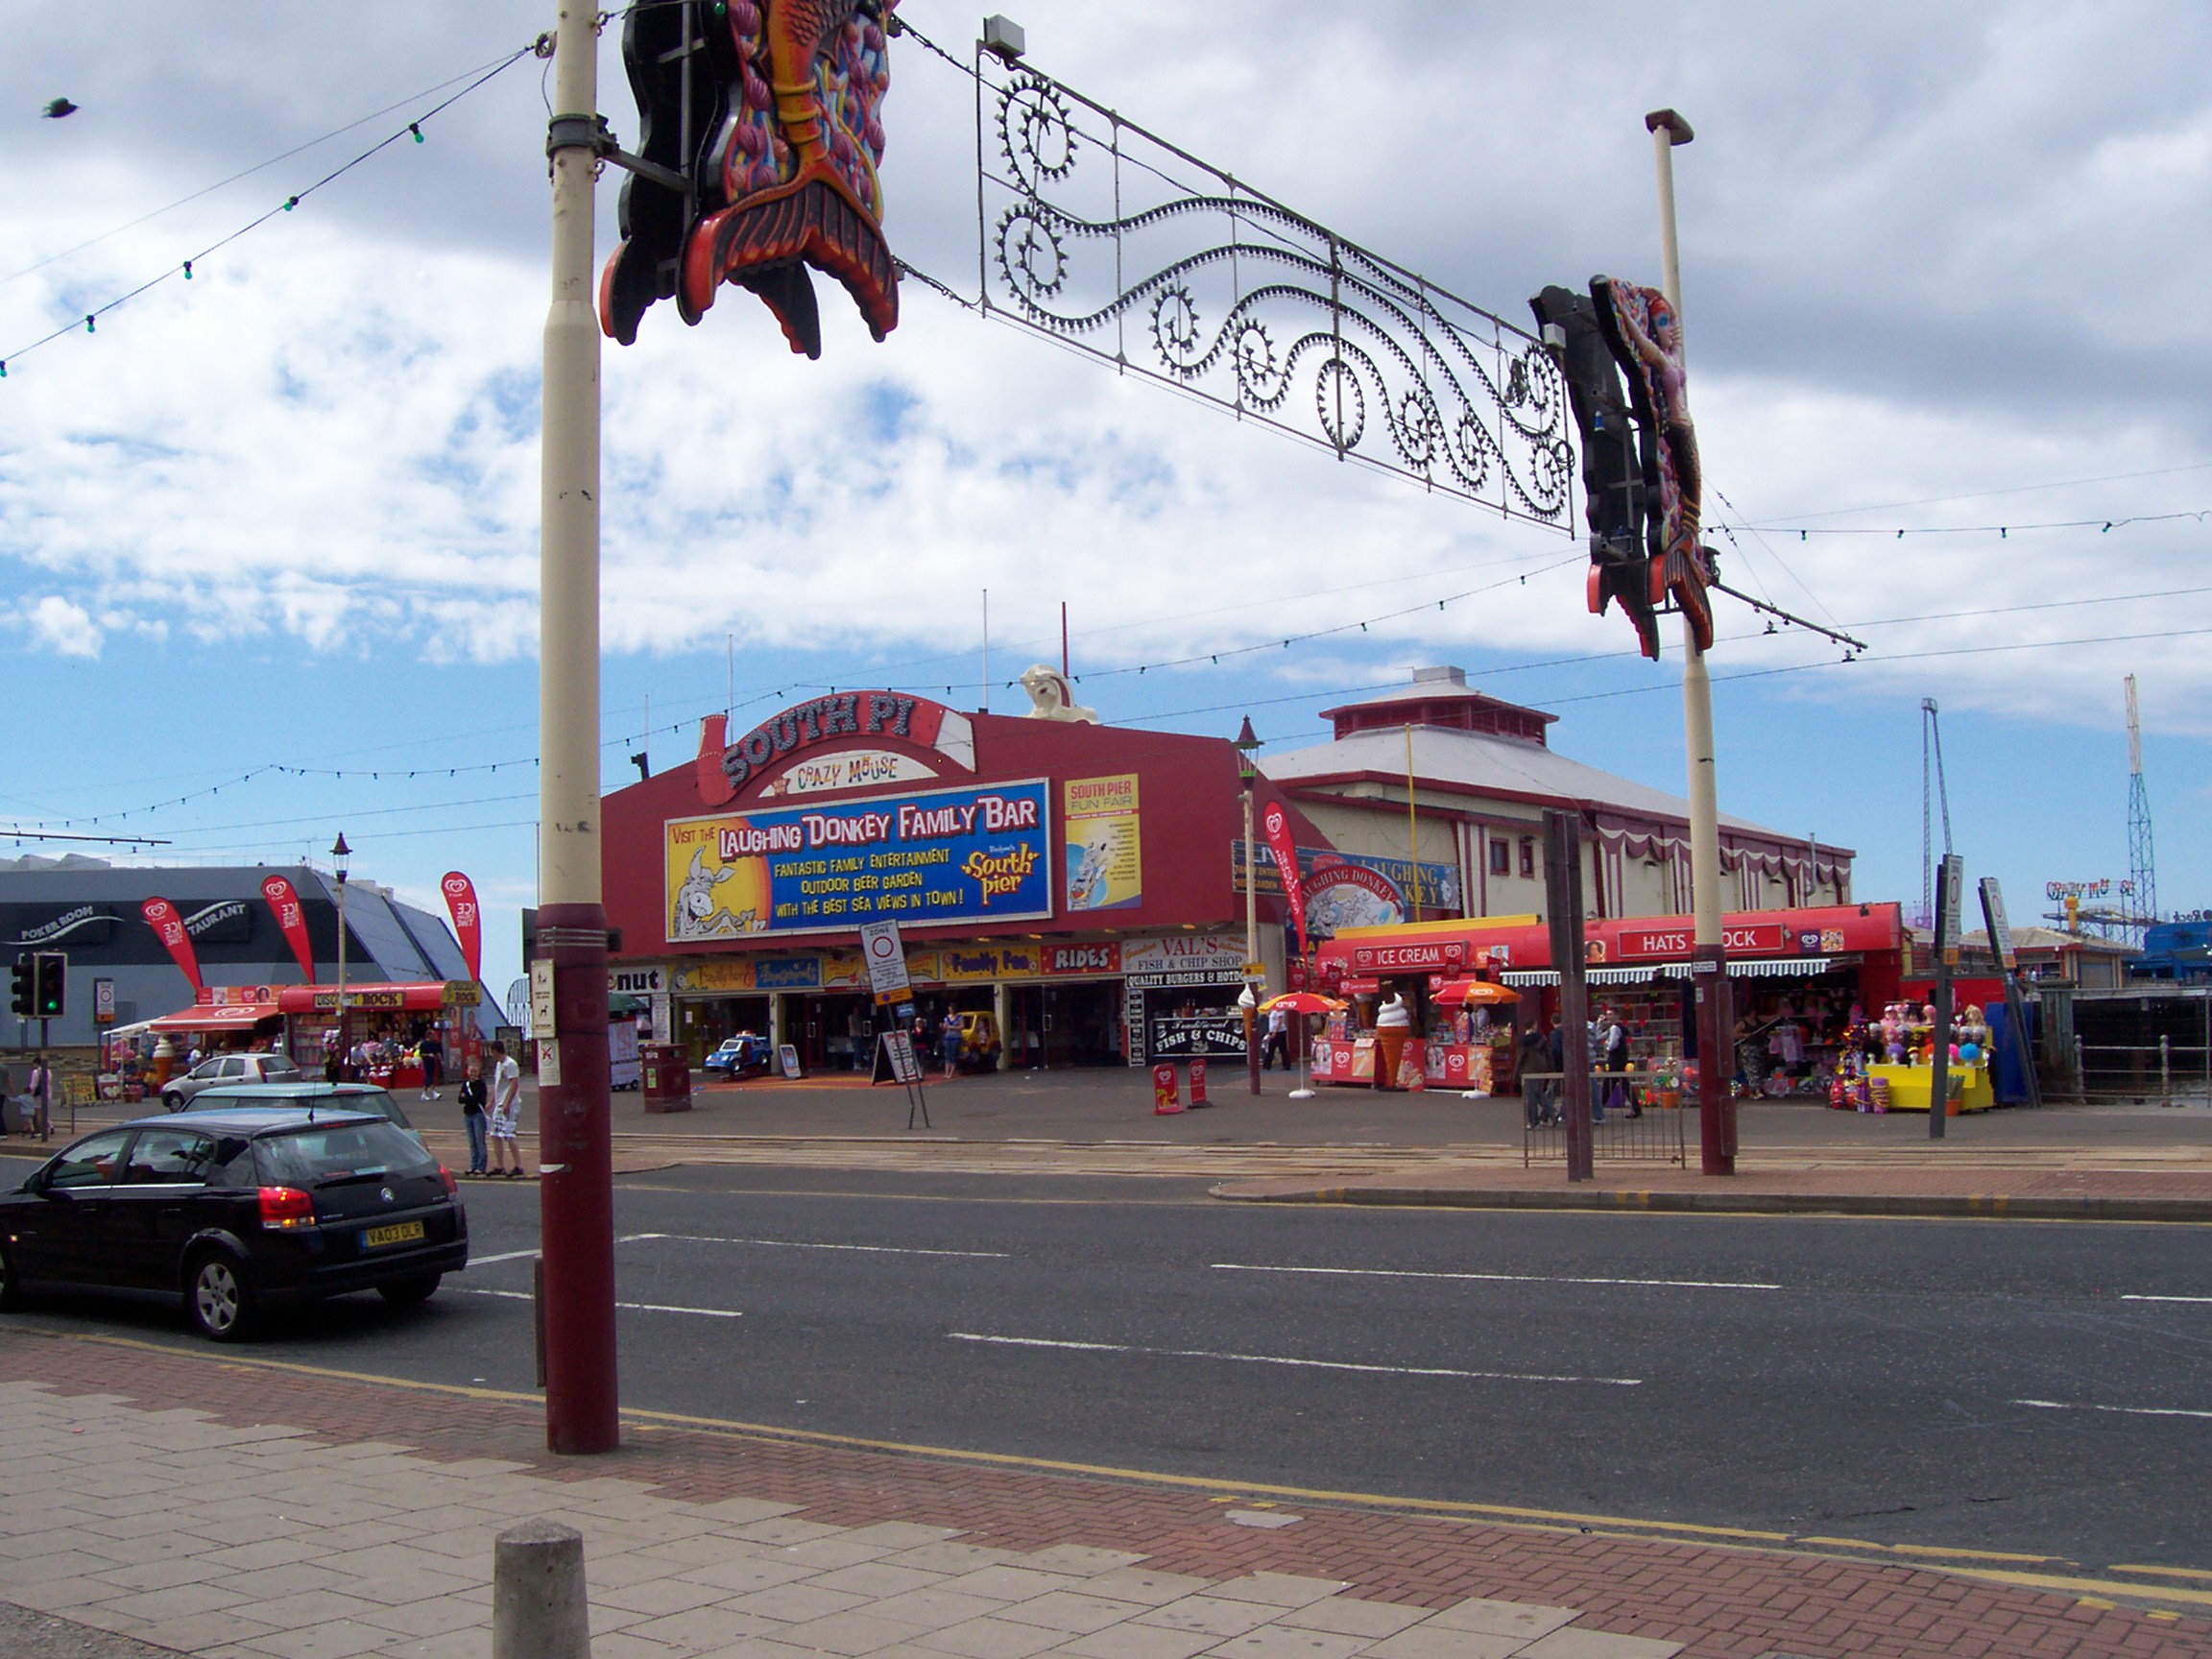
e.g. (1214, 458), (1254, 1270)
(160, 1052), (302, 1112)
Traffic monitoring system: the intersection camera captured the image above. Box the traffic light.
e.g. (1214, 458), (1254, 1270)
(7, 954), (31, 1020)
(1529, 284), (1660, 660)
(33, 952), (65, 1020)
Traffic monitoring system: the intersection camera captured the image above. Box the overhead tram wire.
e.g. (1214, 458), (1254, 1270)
(28, 564), (2212, 834)
(0, 48), (543, 290)
(0, 44), (535, 377)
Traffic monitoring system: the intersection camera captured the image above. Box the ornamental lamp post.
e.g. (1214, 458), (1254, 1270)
(1235, 717), (1262, 1096)
(330, 833), (350, 1075)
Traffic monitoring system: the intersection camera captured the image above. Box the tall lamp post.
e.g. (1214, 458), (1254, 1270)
(1235, 718), (1262, 1096)
(538, 0), (619, 1455)
(1647, 107), (1734, 1177)
(330, 834), (350, 1076)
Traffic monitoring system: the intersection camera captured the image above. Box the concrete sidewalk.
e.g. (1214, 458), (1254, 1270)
(1209, 1160), (2212, 1221)
(1, 1328), (2206, 1659)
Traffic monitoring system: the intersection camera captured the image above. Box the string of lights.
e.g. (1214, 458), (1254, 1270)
(29, 561), (2212, 836)
(0, 44), (534, 378)
(1735, 508), (2211, 541)
(1, 50), (541, 293)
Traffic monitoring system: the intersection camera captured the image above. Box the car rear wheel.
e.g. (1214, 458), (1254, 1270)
(376, 1272), (441, 1307)
(186, 1251), (258, 1342)
(161, 1092), (184, 1113)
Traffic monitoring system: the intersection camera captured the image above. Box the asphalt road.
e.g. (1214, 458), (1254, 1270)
(2, 1154), (2207, 1576)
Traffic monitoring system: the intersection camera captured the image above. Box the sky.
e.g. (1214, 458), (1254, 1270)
(2, 0), (2208, 1009)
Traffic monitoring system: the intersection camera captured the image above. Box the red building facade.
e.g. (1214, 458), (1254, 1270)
(599, 692), (1329, 1070)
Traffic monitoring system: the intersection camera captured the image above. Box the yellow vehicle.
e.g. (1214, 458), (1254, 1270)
(953, 1011), (1001, 1072)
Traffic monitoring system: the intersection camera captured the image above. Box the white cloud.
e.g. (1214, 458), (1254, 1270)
(23, 595), (101, 657)
(0, 0), (2209, 742)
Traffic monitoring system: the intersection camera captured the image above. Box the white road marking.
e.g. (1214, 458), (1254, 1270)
(948, 1332), (1640, 1386)
(621, 1231), (1009, 1259)
(2015, 1398), (2212, 1420)
(2122, 1294), (2212, 1304)
(469, 1248), (541, 1266)
(453, 1287), (742, 1319)
(1214, 1262), (1780, 1291)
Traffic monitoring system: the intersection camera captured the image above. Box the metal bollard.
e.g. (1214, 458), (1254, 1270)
(493, 1519), (590, 1659)
(2161, 1034), (2173, 1106)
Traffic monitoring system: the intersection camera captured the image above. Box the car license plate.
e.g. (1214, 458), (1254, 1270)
(361, 1220), (426, 1250)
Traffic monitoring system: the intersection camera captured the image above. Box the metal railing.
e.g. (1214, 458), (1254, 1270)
(2075, 1039), (2212, 1106)
(1520, 1070), (1689, 1166)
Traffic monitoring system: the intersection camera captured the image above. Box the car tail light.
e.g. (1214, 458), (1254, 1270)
(258, 1186), (314, 1229)
(438, 1166), (456, 1196)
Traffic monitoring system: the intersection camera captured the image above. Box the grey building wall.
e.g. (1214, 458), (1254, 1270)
(0, 860), (496, 1048)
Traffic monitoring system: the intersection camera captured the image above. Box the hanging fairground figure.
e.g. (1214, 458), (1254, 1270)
(1593, 277), (1713, 650)
(599, 0), (901, 358)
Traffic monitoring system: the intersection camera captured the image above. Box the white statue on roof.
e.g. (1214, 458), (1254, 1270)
(1019, 664), (1099, 724)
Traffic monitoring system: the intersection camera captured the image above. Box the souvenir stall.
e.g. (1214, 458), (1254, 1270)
(1307, 922), (1529, 1092)
(276, 980), (483, 1086)
(1312, 904), (1908, 1104)
(101, 1001), (289, 1098)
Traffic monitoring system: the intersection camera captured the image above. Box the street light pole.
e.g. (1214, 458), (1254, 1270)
(331, 834), (350, 1076)
(1236, 717), (1262, 1096)
(1647, 107), (1733, 1177)
(538, 1), (619, 1455)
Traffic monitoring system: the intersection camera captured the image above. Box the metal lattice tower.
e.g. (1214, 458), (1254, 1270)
(1921, 698), (1952, 928)
(2127, 676), (2157, 930)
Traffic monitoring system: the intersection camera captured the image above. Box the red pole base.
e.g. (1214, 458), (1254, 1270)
(536, 902), (619, 1454)
(1692, 944), (1736, 1176)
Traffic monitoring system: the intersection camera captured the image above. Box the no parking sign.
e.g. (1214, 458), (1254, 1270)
(860, 919), (912, 1005)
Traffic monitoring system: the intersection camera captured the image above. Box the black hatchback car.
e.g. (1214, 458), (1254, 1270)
(0, 1109), (468, 1342)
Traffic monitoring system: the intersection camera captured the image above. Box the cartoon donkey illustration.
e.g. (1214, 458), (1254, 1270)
(672, 849), (740, 940)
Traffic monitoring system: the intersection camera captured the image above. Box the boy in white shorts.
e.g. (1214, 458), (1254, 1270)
(488, 1041), (524, 1178)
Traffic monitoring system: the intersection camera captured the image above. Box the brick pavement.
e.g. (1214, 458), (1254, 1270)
(0, 1328), (2205, 1659)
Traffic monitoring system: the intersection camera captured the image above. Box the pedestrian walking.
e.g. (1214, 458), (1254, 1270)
(24, 1054), (52, 1142)
(418, 1028), (444, 1101)
(1600, 1008), (1638, 1118)
(1544, 1017), (1566, 1124)
(1263, 1003), (1289, 1070)
(1518, 1022), (1550, 1128)
(457, 1058), (489, 1177)
(488, 1041), (524, 1178)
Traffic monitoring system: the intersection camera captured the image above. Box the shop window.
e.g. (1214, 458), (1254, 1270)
(1519, 839), (1535, 879)
(1488, 839), (1510, 877)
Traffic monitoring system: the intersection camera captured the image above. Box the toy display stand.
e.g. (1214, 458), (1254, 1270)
(1865, 1062), (1993, 1114)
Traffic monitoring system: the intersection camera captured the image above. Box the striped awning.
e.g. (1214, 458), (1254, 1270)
(1503, 957), (1838, 989)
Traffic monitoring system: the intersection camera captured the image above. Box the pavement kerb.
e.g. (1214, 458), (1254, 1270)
(1207, 1181), (2212, 1222)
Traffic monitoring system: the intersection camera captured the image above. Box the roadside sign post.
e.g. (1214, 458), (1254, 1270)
(861, 921), (927, 1126)
(1543, 809), (1594, 1182)
(1978, 877), (2041, 1110)
(1929, 854), (1964, 1140)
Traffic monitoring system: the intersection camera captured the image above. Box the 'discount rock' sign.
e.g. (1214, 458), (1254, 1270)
(665, 781), (1051, 943)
